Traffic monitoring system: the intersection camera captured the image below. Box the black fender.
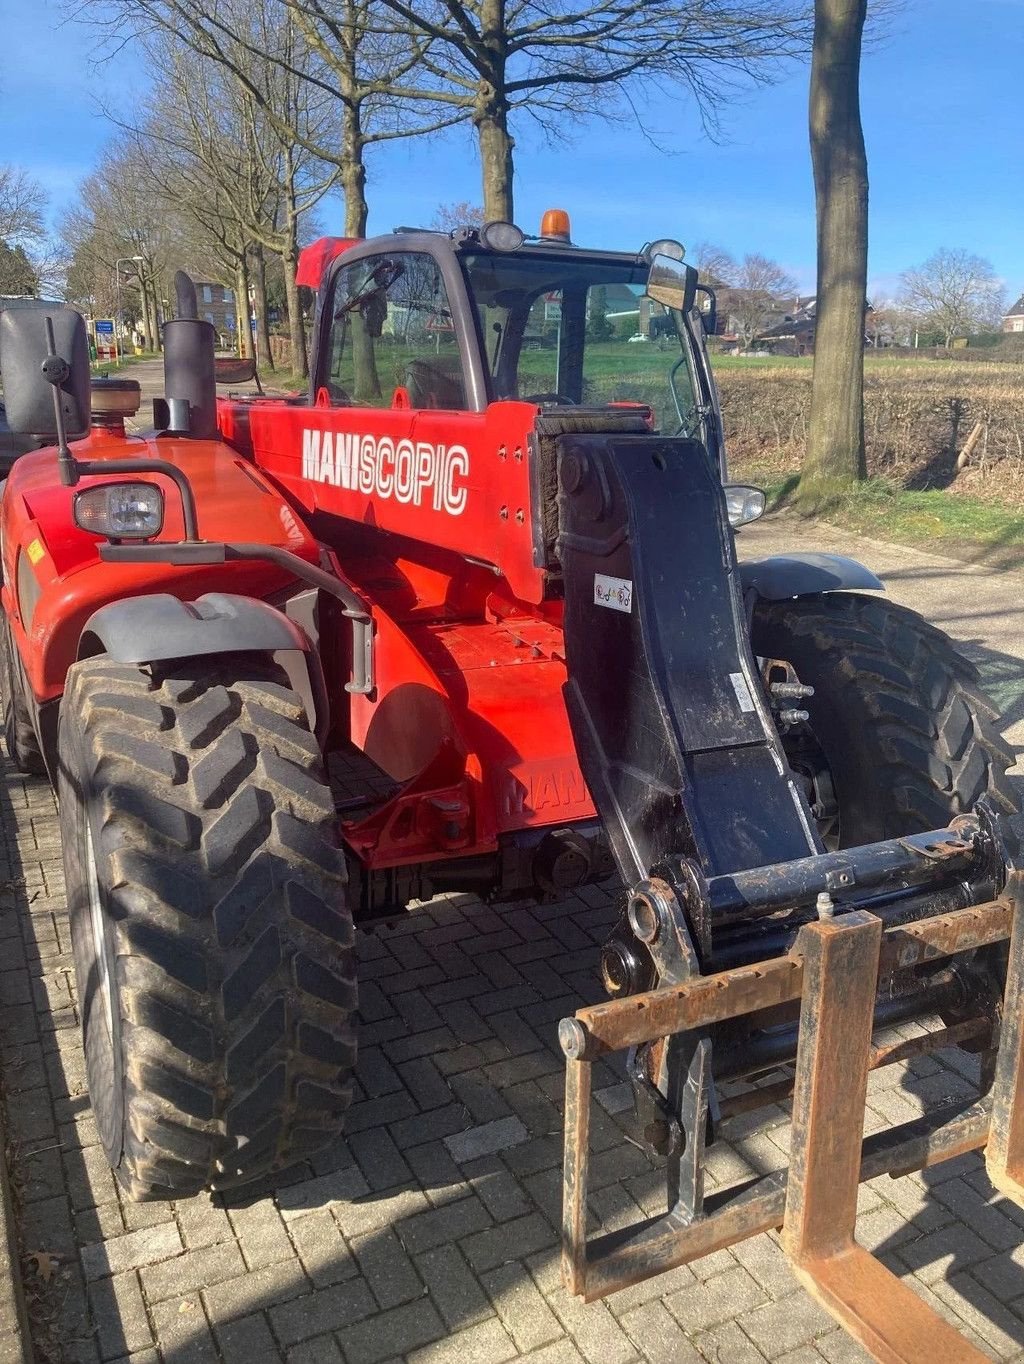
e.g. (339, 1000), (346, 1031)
(739, 552), (883, 601)
(78, 591), (329, 744)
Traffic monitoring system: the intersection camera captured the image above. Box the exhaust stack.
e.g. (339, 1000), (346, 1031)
(160, 270), (217, 439)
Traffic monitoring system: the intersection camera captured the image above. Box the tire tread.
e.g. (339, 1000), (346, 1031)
(60, 657), (355, 1199)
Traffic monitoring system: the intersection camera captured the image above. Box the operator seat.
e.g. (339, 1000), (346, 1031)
(404, 359), (465, 410)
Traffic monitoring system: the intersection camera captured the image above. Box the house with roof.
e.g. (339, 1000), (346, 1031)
(711, 292), (820, 352)
(1003, 294), (1024, 334)
(755, 297), (819, 355)
(194, 282), (237, 347)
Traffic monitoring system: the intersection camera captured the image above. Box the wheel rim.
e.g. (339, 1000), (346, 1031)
(84, 823), (115, 1041)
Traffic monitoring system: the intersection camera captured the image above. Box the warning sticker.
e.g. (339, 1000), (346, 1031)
(729, 671), (756, 712)
(594, 574), (633, 613)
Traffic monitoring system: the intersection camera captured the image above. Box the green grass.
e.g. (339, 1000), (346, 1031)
(263, 368), (307, 393)
(750, 471), (1024, 566)
(90, 350), (159, 377)
(710, 352), (811, 369)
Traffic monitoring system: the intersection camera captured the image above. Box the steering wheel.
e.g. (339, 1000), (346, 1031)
(525, 392), (576, 406)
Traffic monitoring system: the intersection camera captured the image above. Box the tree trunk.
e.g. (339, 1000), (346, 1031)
(282, 245), (308, 380)
(235, 257), (252, 358)
(146, 281), (161, 354)
(138, 281), (153, 352)
(251, 246), (274, 372)
(282, 154), (308, 380)
(799, 0), (869, 503)
(341, 102), (380, 400)
(474, 0), (514, 221)
(341, 85), (369, 236)
(475, 104), (514, 221)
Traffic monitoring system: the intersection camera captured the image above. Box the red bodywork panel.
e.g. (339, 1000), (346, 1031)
(1, 387), (595, 873)
(1, 427), (324, 703)
(295, 237), (361, 288)
(222, 389), (597, 861)
(232, 396), (546, 603)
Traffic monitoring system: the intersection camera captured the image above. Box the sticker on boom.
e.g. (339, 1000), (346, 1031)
(729, 671), (756, 712)
(594, 574), (632, 613)
(301, 429), (469, 515)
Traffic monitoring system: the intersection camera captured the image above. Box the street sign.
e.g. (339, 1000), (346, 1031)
(94, 319), (117, 362)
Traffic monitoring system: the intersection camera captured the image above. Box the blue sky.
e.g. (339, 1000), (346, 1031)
(2, 0), (1022, 301)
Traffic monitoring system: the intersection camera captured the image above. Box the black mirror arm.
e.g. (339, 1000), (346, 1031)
(42, 316), (78, 488)
(40, 317), (200, 537)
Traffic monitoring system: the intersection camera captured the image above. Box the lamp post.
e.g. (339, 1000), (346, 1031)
(114, 255), (145, 362)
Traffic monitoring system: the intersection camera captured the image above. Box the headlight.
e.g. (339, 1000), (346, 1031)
(724, 484), (766, 528)
(74, 482), (164, 540)
(481, 220), (526, 252)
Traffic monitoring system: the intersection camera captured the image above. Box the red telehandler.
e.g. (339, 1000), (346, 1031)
(1, 212), (1022, 1358)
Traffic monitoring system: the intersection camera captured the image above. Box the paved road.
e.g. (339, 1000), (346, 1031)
(121, 356), (290, 434)
(7, 449), (1024, 1360)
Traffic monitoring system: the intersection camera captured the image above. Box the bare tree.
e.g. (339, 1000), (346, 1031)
(61, 140), (179, 348)
(865, 299), (910, 348)
(115, 25), (339, 374)
(0, 165), (47, 246)
(691, 241), (736, 288)
(83, 0), (810, 226)
(79, 0), (455, 239)
(721, 253), (798, 346)
(0, 165), (57, 298)
(899, 248), (1006, 348)
(369, 0), (812, 219)
(799, 0), (868, 496)
(432, 201), (484, 232)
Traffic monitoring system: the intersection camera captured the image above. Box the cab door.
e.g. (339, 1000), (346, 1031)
(249, 246), (492, 528)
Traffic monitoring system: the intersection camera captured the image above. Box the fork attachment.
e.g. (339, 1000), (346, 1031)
(561, 868), (1024, 1362)
(554, 433), (1024, 1360)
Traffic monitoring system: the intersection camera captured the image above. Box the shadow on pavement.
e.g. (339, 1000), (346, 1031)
(5, 642), (1024, 1359)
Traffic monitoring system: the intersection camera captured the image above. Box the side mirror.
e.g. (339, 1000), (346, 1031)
(214, 356), (258, 385)
(646, 254), (698, 316)
(0, 309), (90, 439)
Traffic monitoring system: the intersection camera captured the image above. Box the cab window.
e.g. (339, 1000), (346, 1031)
(321, 252), (467, 410)
(461, 251), (699, 435)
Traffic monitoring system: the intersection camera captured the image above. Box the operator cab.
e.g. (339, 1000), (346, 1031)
(311, 211), (724, 473)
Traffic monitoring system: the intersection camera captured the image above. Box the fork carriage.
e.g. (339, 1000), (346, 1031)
(560, 807), (1024, 1362)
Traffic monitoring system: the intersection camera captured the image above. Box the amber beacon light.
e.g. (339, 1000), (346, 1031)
(540, 208), (572, 242)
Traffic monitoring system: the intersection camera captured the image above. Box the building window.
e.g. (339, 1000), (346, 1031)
(1013, 319), (1024, 333)
(202, 285), (213, 304)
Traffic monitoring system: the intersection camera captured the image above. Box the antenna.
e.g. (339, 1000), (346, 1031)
(42, 315), (79, 488)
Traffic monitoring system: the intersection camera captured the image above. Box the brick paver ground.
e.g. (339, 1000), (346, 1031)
(4, 754), (1024, 1363)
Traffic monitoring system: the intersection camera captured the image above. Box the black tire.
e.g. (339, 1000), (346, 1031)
(751, 592), (1017, 845)
(1, 614), (45, 775)
(58, 656), (357, 1200)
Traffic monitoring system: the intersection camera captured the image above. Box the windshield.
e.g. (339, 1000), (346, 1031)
(460, 251), (700, 435)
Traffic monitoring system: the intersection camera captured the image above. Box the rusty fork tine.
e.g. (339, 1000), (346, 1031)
(986, 862), (1024, 1201)
(783, 911), (989, 1364)
(562, 1052), (591, 1296)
